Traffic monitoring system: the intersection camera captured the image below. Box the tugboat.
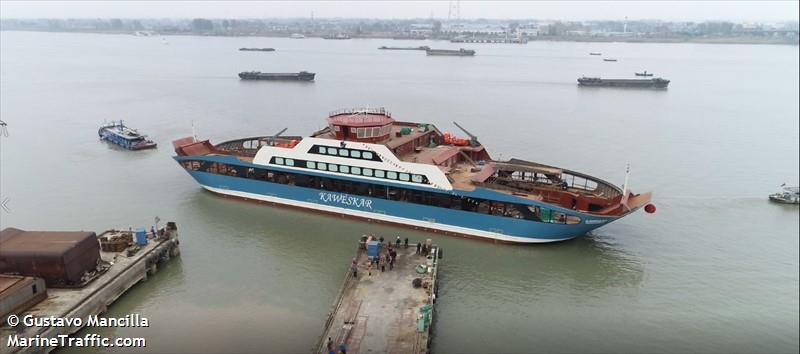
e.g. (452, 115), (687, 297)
(172, 107), (654, 243)
(769, 186), (800, 204)
(603, 58), (618, 62)
(589, 52), (602, 55)
(238, 71), (316, 81)
(635, 71), (654, 77)
(425, 48), (476, 56)
(578, 76), (670, 89)
(98, 121), (157, 150)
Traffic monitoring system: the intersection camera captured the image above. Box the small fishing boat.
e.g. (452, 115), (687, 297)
(635, 71), (653, 77)
(98, 121), (157, 150)
(239, 48), (275, 52)
(603, 58), (617, 62)
(769, 186), (800, 204)
(589, 52), (602, 55)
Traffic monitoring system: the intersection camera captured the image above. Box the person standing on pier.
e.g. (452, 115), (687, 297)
(351, 258), (358, 278)
(395, 236), (401, 248)
(404, 237), (409, 248)
(379, 254), (386, 272)
(326, 338), (335, 354)
(416, 242), (421, 254)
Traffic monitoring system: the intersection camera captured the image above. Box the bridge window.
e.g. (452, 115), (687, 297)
(363, 168), (373, 177)
(375, 170), (385, 178)
(351, 167), (362, 175)
(307, 161), (316, 169)
(317, 162), (327, 171)
(350, 150), (361, 158)
(387, 171), (398, 180)
(412, 174), (423, 183)
(318, 146), (327, 154)
(399, 173), (410, 182)
(338, 149), (348, 157)
(326, 149), (338, 156)
(363, 152), (374, 160)
(329, 164), (338, 172)
(340, 165), (350, 174)
(285, 159), (294, 167)
(275, 157), (284, 165)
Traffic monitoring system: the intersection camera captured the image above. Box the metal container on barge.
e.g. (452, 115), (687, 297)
(172, 108), (653, 244)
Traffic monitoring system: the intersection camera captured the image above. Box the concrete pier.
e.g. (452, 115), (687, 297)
(316, 239), (440, 354)
(0, 227), (180, 354)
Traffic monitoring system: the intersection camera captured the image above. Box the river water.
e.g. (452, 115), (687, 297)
(0, 31), (797, 353)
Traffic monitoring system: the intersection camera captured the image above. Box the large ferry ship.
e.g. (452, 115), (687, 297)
(172, 108), (652, 243)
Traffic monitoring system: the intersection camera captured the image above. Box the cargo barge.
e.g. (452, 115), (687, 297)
(98, 121), (157, 150)
(238, 71), (316, 81)
(378, 46), (430, 50)
(316, 237), (440, 353)
(239, 47), (275, 52)
(172, 107), (653, 243)
(578, 77), (670, 88)
(0, 224), (180, 354)
(425, 48), (475, 56)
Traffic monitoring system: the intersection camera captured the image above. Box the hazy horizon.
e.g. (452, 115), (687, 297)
(1, 0), (798, 22)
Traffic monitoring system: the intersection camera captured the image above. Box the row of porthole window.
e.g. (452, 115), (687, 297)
(273, 157), (426, 184)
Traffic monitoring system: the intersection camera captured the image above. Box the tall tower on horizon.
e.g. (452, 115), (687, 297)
(447, 0), (461, 22)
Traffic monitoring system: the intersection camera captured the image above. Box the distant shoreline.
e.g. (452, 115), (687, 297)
(2, 29), (798, 46)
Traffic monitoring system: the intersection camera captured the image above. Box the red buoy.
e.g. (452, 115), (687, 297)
(644, 204), (656, 214)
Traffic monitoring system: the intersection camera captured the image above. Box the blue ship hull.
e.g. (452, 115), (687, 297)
(175, 155), (625, 243)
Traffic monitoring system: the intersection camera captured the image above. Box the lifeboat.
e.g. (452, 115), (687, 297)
(443, 132), (470, 146)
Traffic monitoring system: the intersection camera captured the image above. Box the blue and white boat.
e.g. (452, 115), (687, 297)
(99, 121), (157, 150)
(172, 108), (653, 243)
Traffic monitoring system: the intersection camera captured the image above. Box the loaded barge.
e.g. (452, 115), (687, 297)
(316, 237), (441, 353)
(425, 48), (475, 56)
(378, 46), (430, 50)
(172, 107), (653, 243)
(578, 77), (670, 88)
(0, 224), (180, 354)
(239, 47), (275, 52)
(238, 71), (315, 81)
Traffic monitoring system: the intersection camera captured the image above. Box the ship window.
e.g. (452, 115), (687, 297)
(340, 165), (349, 174)
(372, 127), (380, 137)
(375, 170), (385, 178)
(275, 157), (284, 165)
(363, 152), (374, 160)
(326, 148), (337, 156)
(351, 167), (361, 175)
(285, 159), (294, 167)
(387, 171), (398, 180)
(329, 164), (338, 172)
(350, 150), (361, 158)
(317, 162), (327, 171)
(334, 125), (341, 132)
(318, 146), (327, 154)
(357, 128), (366, 138)
(338, 149), (348, 157)
(363, 168), (373, 177)
(412, 174), (423, 183)
(399, 173), (410, 181)
(307, 161), (316, 169)
(351, 128), (357, 133)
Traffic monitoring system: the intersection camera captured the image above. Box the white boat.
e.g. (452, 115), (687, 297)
(290, 33), (305, 39)
(769, 186), (800, 204)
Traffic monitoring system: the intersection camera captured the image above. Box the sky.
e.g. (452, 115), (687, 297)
(1, 1), (798, 22)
